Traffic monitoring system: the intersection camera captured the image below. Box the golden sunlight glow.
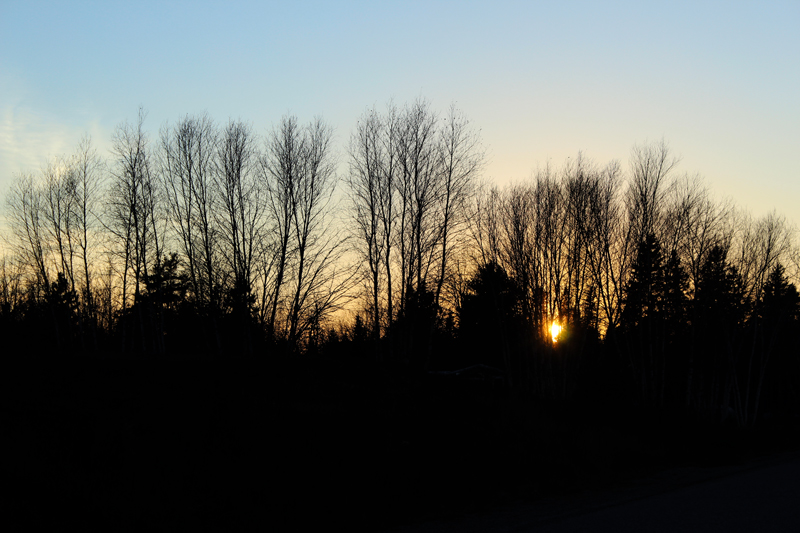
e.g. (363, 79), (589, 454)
(550, 321), (562, 343)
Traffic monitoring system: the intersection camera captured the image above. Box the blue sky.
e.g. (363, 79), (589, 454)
(2, 1), (798, 225)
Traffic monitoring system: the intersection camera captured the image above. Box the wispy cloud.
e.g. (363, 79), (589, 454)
(1, 105), (71, 174)
(0, 104), (108, 197)
(0, 103), (109, 255)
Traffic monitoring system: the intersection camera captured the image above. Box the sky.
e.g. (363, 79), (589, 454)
(1, 1), (798, 229)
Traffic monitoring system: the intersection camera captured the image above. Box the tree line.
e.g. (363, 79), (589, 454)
(458, 145), (799, 426)
(2, 100), (799, 426)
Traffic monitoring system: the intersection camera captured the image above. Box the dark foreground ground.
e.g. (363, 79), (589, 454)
(2, 356), (799, 531)
(388, 449), (800, 532)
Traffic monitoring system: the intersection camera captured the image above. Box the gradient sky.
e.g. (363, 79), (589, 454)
(1, 1), (798, 229)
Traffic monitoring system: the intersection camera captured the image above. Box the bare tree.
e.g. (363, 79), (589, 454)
(396, 99), (440, 310)
(5, 140), (103, 350)
(664, 176), (733, 295)
(348, 107), (386, 338)
(432, 104), (483, 308)
(286, 117), (344, 347)
(561, 155), (602, 326)
(5, 172), (50, 295)
(261, 115), (302, 339)
(533, 171), (566, 326)
(733, 211), (794, 305)
(68, 136), (104, 322)
(0, 255), (24, 316)
(468, 183), (502, 269)
(627, 139), (679, 245)
(42, 156), (77, 291)
(583, 160), (629, 333)
(106, 108), (162, 349)
(347, 100), (484, 349)
(262, 115), (350, 349)
(215, 119), (262, 316)
(499, 182), (538, 328)
(729, 211), (795, 426)
(379, 104), (400, 330)
(159, 113), (220, 311)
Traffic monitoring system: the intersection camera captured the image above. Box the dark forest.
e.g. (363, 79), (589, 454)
(2, 101), (799, 530)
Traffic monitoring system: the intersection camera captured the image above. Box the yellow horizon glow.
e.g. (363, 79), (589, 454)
(550, 321), (562, 343)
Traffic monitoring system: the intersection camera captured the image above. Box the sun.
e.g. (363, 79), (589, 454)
(550, 321), (562, 343)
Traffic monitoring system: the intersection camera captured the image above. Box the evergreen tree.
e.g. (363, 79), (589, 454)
(662, 250), (689, 330)
(621, 233), (665, 328)
(47, 271), (80, 353)
(755, 263), (800, 416)
(619, 233), (670, 406)
(661, 249), (690, 405)
(691, 244), (746, 420)
(392, 282), (440, 372)
(457, 261), (524, 371)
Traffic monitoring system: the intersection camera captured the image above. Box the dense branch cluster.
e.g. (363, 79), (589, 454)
(2, 101), (799, 426)
(2, 109), (351, 356)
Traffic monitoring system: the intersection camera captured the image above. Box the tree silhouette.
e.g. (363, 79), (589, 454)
(621, 233), (665, 328)
(690, 244), (746, 420)
(457, 261), (524, 372)
(45, 271), (80, 353)
(751, 263), (800, 419)
(618, 232), (670, 406)
(392, 282), (440, 373)
(215, 122), (262, 356)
